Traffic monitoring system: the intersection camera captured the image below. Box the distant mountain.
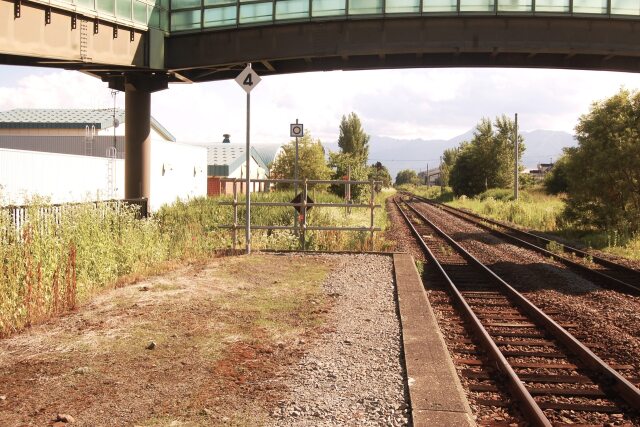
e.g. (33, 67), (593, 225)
(324, 129), (576, 178)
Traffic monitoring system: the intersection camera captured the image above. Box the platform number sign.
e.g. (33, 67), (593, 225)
(290, 123), (304, 138)
(235, 64), (261, 94)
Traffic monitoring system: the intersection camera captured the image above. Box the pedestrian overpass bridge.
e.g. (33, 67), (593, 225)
(1, 0), (639, 198)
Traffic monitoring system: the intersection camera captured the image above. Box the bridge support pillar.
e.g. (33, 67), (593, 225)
(104, 73), (169, 204)
(124, 86), (151, 201)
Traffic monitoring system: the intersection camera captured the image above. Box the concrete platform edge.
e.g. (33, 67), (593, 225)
(393, 253), (475, 427)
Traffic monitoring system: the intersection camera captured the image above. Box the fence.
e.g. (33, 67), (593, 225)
(216, 178), (382, 250)
(1, 198), (148, 242)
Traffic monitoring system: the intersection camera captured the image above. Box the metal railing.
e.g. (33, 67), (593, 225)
(215, 178), (382, 250)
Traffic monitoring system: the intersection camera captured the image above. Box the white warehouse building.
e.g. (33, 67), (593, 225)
(0, 108), (206, 212)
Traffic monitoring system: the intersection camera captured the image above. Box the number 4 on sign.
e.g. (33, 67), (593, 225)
(235, 65), (261, 94)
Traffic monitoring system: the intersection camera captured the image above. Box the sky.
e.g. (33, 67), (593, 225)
(0, 65), (639, 145)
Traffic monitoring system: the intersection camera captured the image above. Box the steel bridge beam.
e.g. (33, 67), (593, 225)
(166, 17), (640, 82)
(0, 0), (148, 69)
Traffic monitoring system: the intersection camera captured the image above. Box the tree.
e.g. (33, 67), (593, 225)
(368, 162), (392, 191)
(337, 112), (370, 164)
(440, 147), (460, 188)
(562, 89), (640, 232)
(544, 152), (571, 194)
(448, 116), (525, 197)
(270, 132), (332, 189)
(395, 169), (419, 186)
(328, 152), (369, 199)
(329, 112), (371, 200)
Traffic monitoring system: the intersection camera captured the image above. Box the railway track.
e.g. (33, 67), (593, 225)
(407, 192), (640, 294)
(394, 195), (640, 426)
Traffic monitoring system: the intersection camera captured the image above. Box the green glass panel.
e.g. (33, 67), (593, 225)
(275, 0), (309, 19)
(204, 5), (237, 26)
(97, 0), (115, 14)
(497, 0), (531, 10)
(349, 0), (382, 13)
(312, 0), (345, 16)
(534, 0), (568, 11)
(239, 2), (273, 22)
(386, 0), (420, 13)
(573, 0), (606, 12)
(150, 6), (161, 25)
(171, 9), (201, 29)
(460, 0), (494, 11)
(611, 0), (638, 13)
(133, 0), (148, 21)
(116, 0), (132, 18)
(160, 0), (169, 8)
(160, 10), (169, 29)
(76, 0), (95, 8)
(423, 0), (456, 12)
(205, 0), (235, 6)
(172, 0), (201, 9)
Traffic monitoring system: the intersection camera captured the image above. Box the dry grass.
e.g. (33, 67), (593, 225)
(0, 254), (335, 426)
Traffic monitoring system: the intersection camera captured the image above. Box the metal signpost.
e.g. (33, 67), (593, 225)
(290, 121), (303, 234)
(235, 63), (261, 254)
(514, 113), (519, 201)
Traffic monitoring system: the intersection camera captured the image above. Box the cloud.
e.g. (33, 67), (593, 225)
(1, 66), (639, 144)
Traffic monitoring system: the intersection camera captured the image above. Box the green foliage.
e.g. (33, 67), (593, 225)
(368, 162), (392, 190)
(395, 169), (419, 186)
(448, 188), (565, 231)
(0, 202), (167, 337)
(562, 88), (640, 233)
(0, 187), (397, 336)
(328, 152), (370, 201)
(329, 113), (371, 201)
(269, 132), (332, 190)
(449, 116), (525, 197)
(337, 112), (370, 164)
(544, 153), (570, 194)
(440, 147), (459, 188)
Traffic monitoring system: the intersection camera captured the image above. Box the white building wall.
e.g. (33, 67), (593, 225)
(149, 140), (207, 212)
(226, 155), (267, 193)
(1, 142), (207, 212)
(0, 148), (124, 205)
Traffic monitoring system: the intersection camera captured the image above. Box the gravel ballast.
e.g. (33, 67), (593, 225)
(269, 254), (409, 426)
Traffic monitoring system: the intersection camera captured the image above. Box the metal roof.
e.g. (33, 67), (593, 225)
(0, 108), (176, 142)
(253, 144), (282, 166)
(206, 144), (268, 176)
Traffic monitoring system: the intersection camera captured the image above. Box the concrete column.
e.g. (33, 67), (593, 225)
(124, 86), (151, 200)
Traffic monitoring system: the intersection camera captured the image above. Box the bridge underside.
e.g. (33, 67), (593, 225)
(166, 17), (640, 82)
(3, 7), (640, 202)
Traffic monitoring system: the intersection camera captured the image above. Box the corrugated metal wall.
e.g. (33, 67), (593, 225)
(0, 135), (125, 158)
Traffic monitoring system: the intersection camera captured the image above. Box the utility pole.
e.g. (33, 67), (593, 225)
(426, 163), (430, 187)
(514, 113), (519, 201)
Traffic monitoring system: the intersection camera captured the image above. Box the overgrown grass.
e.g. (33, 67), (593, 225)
(0, 188), (395, 337)
(399, 184), (640, 260)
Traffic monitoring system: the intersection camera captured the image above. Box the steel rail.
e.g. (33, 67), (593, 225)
(216, 201), (381, 209)
(394, 198), (552, 426)
(409, 193), (640, 294)
(217, 224), (381, 232)
(402, 197), (640, 411)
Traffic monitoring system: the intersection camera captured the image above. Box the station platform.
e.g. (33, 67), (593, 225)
(393, 253), (475, 427)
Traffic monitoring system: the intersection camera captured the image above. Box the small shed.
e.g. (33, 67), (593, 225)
(206, 144), (269, 196)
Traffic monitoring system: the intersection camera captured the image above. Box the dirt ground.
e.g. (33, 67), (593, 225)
(0, 254), (335, 427)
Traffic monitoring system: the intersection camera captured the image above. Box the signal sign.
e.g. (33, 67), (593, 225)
(290, 123), (304, 138)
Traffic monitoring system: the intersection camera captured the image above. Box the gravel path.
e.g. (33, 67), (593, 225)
(269, 254), (409, 426)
